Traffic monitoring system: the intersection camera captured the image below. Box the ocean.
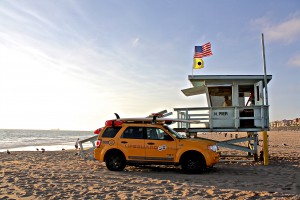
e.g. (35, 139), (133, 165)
(0, 129), (95, 152)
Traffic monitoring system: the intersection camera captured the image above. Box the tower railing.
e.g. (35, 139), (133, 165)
(174, 105), (269, 132)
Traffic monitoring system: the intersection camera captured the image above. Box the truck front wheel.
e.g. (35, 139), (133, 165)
(181, 154), (206, 174)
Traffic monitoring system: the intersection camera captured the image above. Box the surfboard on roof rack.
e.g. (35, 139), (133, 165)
(113, 112), (200, 124)
(115, 117), (200, 124)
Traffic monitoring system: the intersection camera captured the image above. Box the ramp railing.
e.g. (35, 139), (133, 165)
(78, 135), (98, 160)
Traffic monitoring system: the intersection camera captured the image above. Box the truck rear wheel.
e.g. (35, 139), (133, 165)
(105, 152), (126, 171)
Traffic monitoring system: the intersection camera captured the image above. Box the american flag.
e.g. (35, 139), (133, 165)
(194, 42), (212, 58)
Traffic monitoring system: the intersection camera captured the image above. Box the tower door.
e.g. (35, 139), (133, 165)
(254, 81), (264, 106)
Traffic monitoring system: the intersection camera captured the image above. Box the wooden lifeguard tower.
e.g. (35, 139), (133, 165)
(174, 75), (272, 161)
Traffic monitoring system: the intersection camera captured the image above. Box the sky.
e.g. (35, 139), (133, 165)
(0, 0), (299, 130)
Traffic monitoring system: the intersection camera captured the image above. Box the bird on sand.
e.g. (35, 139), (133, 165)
(7, 150), (10, 154)
(41, 148), (45, 153)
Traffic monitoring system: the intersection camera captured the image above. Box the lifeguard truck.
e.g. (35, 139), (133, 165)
(174, 75), (272, 161)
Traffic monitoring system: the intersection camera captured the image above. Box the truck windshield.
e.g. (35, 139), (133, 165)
(164, 126), (187, 139)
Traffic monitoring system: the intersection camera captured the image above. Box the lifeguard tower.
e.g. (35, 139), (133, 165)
(174, 75), (272, 161)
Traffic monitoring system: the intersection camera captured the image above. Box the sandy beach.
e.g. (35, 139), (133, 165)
(1, 131), (299, 199)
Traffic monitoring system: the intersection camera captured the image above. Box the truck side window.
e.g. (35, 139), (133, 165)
(102, 127), (121, 138)
(121, 127), (144, 139)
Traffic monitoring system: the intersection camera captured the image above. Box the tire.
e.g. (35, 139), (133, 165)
(181, 154), (206, 174)
(105, 152), (126, 171)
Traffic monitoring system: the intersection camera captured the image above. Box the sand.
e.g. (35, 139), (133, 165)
(0, 131), (299, 199)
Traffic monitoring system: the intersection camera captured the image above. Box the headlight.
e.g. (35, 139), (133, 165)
(208, 145), (218, 152)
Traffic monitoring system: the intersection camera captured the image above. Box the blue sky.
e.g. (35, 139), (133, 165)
(0, 0), (299, 130)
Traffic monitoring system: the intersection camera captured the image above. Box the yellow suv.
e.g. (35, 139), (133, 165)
(94, 117), (219, 174)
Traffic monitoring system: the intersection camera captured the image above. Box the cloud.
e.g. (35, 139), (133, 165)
(132, 37), (140, 47)
(287, 53), (300, 68)
(251, 13), (300, 43)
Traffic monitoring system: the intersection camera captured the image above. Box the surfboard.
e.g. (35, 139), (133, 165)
(114, 117), (201, 124)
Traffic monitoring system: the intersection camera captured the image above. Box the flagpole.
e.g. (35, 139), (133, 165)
(192, 58), (194, 76)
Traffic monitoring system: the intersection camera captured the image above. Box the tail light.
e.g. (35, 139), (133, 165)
(94, 128), (102, 134)
(95, 140), (102, 147)
(105, 120), (123, 127)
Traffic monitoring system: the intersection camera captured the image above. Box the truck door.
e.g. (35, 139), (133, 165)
(145, 127), (177, 162)
(118, 126), (145, 161)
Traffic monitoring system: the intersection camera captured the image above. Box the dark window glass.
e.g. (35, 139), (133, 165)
(121, 127), (144, 139)
(102, 127), (121, 138)
(256, 85), (260, 102)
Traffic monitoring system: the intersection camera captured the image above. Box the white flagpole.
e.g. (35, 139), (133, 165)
(192, 58), (194, 76)
(191, 57), (193, 87)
